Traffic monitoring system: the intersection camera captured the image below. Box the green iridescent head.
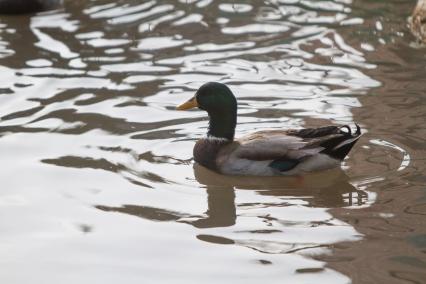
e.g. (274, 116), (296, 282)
(177, 82), (237, 140)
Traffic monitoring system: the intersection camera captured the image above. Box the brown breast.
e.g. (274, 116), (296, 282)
(193, 138), (232, 171)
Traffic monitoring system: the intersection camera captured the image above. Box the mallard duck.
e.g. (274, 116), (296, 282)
(176, 82), (361, 176)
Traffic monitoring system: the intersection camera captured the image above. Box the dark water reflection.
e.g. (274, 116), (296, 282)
(98, 165), (369, 228)
(0, 0), (425, 283)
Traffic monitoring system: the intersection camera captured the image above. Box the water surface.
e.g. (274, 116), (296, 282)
(0, 1), (425, 283)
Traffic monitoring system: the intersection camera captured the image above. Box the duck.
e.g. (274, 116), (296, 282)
(176, 82), (362, 176)
(410, 0), (426, 43)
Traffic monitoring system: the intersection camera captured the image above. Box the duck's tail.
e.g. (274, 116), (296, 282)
(323, 124), (362, 160)
(288, 123), (362, 161)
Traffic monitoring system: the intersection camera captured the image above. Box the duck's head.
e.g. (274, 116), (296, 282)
(177, 82), (237, 140)
(176, 82), (237, 112)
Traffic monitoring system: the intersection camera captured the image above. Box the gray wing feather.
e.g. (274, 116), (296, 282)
(233, 132), (324, 161)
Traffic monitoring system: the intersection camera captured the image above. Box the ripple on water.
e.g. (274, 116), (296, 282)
(0, 0), (418, 283)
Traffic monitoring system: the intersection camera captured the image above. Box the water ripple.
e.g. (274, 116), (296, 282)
(0, 0), (421, 283)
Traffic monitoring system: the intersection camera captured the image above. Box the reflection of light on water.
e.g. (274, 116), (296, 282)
(0, 0), (396, 283)
(369, 139), (411, 171)
(219, 3), (253, 13)
(348, 177), (382, 209)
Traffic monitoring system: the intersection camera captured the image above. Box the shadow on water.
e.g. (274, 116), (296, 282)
(97, 164), (369, 244)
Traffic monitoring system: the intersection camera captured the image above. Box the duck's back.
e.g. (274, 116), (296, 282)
(213, 125), (361, 176)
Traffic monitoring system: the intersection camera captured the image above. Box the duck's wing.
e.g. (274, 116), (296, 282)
(234, 131), (319, 160)
(233, 134), (322, 172)
(218, 125), (361, 174)
(230, 131), (320, 173)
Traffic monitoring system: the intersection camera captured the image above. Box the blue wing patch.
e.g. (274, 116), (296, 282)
(269, 158), (299, 172)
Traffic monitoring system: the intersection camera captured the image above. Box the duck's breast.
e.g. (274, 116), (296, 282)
(194, 138), (231, 171)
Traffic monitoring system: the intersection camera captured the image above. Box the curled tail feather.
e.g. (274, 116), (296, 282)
(322, 124), (362, 160)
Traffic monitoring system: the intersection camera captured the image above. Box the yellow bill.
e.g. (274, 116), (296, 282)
(176, 97), (198, 110)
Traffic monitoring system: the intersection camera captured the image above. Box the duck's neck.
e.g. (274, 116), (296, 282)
(207, 110), (236, 141)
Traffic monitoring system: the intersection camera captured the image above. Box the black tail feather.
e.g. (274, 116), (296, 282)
(322, 124), (362, 160)
(326, 137), (359, 160)
(355, 123), (361, 135)
(288, 124), (362, 161)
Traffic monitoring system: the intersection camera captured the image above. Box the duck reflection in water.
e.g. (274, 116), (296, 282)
(97, 164), (368, 230)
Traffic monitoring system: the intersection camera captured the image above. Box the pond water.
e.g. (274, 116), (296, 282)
(0, 1), (425, 283)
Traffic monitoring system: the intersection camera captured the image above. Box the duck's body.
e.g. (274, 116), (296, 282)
(177, 82), (362, 176)
(194, 125), (360, 176)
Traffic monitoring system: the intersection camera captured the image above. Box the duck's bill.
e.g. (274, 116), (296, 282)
(176, 97), (198, 110)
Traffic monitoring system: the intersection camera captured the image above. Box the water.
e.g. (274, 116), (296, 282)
(0, 1), (425, 283)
